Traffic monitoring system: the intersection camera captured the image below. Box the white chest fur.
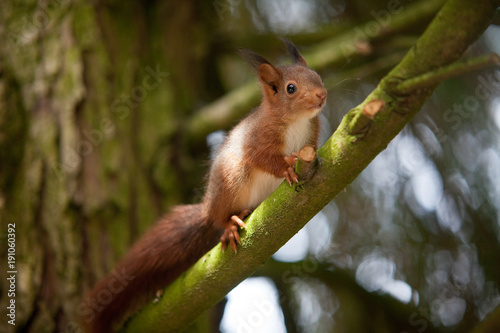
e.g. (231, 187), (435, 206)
(245, 170), (283, 209)
(241, 115), (314, 210)
(283, 116), (312, 155)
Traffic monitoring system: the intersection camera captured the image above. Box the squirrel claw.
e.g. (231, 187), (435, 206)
(284, 152), (299, 185)
(221, 225), (240, 253)
(284, 152), (299, 167)
(231, 215), (246, 229)
(284, 167), (299, 185)
(221, 209), (251, 253)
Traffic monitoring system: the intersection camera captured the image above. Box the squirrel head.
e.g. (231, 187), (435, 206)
(238, 39), (327, 120)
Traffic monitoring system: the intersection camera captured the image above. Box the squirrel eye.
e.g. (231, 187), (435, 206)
(286, 83), (297, 94)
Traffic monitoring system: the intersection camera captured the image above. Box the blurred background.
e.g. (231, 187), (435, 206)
(1, 0), (500, 332)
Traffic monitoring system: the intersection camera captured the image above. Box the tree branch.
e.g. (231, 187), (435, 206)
(395, 53), (500, 94)
(293, 145), (319, 184)
(348, 99), (386, 135)
(122, 0), (500, 331)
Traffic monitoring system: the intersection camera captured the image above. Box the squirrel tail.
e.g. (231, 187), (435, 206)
(81, 204), (220, 333)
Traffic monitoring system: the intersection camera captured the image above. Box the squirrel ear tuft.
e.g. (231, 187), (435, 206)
(281, 38), (307, 67)
(238, 48), (272, 72)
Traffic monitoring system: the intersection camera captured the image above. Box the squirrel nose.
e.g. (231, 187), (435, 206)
(316, 92), (326, 101)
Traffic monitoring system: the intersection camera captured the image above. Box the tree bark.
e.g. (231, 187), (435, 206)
(0, 1), (219, 332)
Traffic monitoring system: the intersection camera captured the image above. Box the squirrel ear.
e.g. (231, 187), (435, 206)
(238, 48), (282, 93)
(281, 38), (307, 67)
(258, 63), (282, 92)
(238, 48), (272, 72)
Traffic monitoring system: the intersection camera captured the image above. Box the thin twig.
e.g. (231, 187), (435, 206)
(395, 53), (500, 94)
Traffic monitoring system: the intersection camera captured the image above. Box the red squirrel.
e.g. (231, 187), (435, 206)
(82, 39), (327, 332)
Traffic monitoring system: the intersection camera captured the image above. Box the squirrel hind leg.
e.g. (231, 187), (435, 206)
(220, 209), (252, 253)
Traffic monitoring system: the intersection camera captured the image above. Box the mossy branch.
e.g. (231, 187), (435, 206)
(294, 145), (318, 182)
(395, 53), (500, 95)
(122, 0), (499, 331)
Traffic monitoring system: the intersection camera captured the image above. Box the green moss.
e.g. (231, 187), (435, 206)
(71, 2), (98, 49)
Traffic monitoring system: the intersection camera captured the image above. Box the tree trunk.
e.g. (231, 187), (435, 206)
(0, 1), (219, 332)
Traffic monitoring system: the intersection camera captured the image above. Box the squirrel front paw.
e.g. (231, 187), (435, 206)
(283, 152), (299, 185)
(220, 209), (251, 253)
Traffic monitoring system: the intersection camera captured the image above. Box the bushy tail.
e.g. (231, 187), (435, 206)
(80, 204), (221, 333)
